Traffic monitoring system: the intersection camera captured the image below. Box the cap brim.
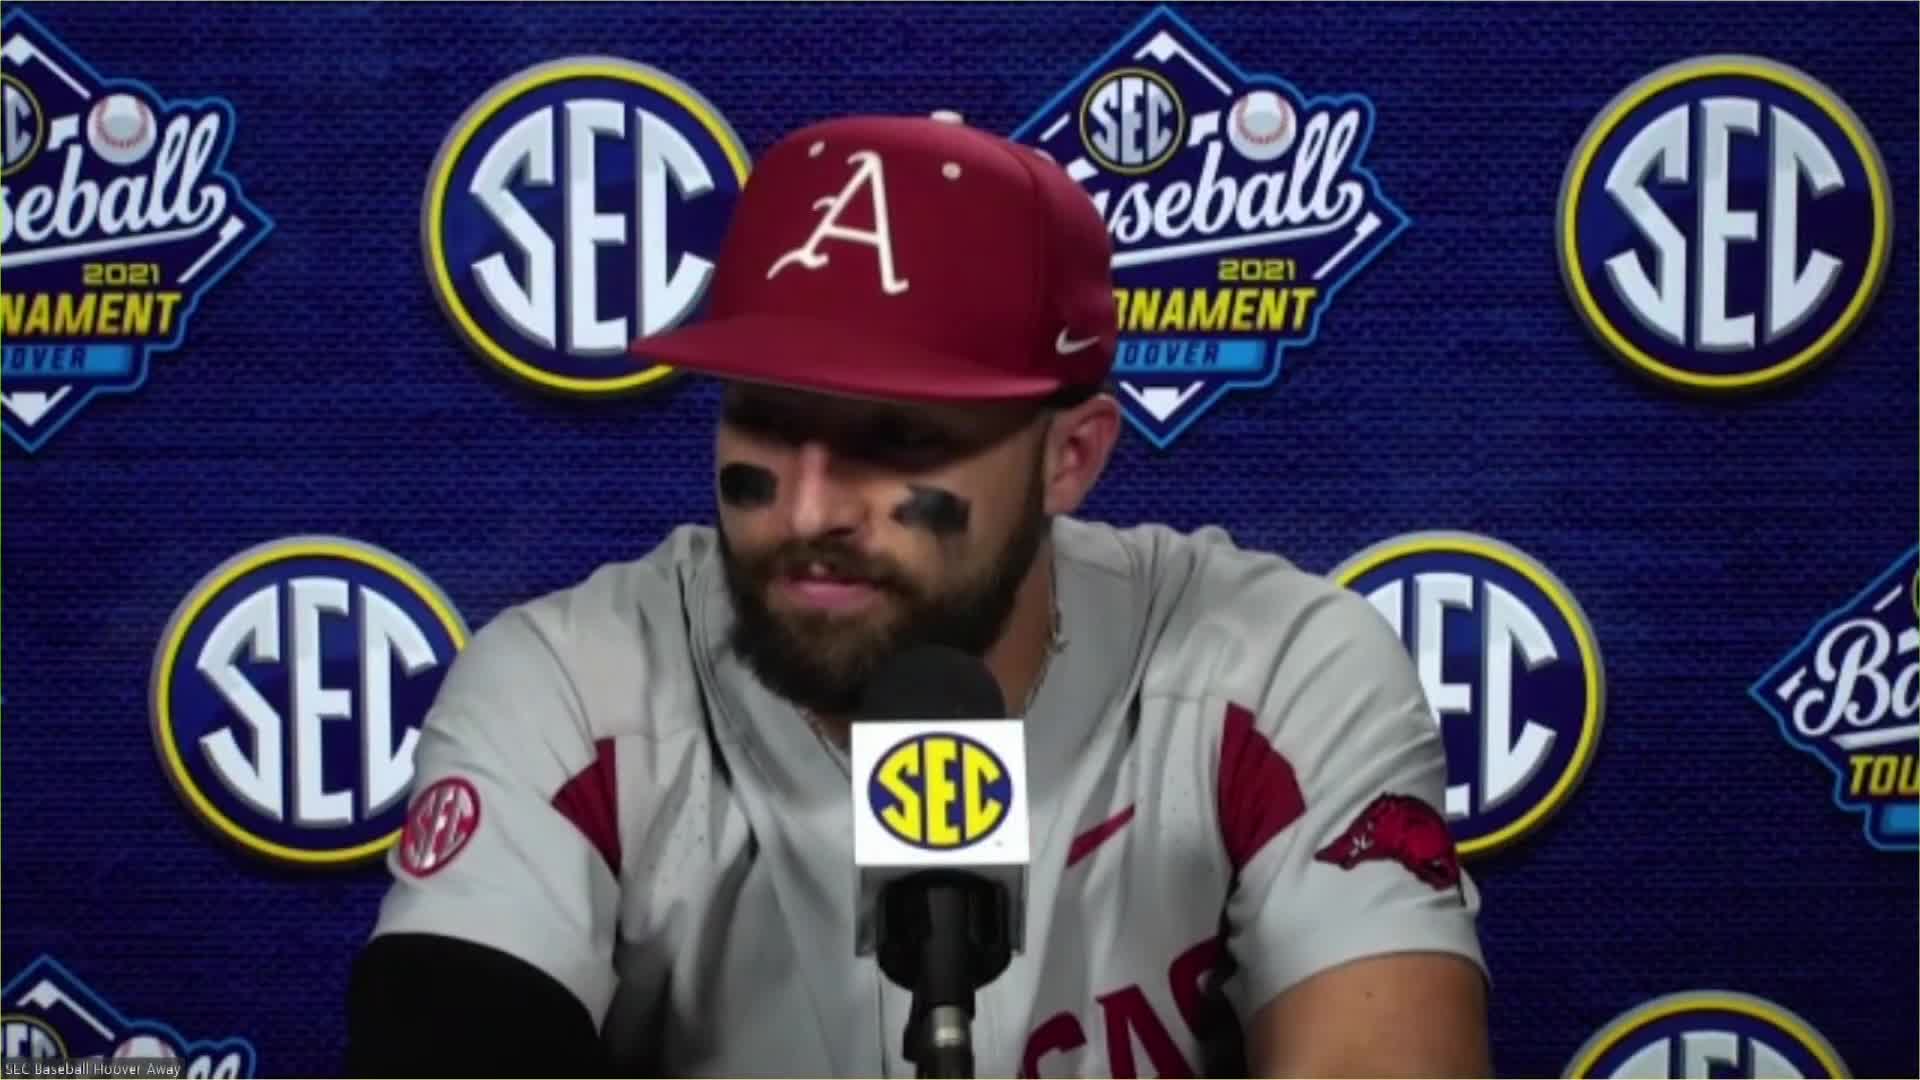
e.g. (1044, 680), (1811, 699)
(630, 313), (1065, 404)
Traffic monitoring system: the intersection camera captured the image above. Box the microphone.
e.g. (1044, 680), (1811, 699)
(849, 645), (1030, 1080)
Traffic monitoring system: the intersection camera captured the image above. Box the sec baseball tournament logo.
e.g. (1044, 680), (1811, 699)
(1011, 6), (1407, 449)
(0, 10), (273, 453)
(1563, 990), (1850, 1079)
(1750, 546), (1919, 852)
(2, 954), (257, 1075)
(1557, 55), (1891, 393)
(423, 57), (751, 395)
(1330, 531), (1607, 857)
(869, 732), (1014, 850)
(149, 536), (470, 868)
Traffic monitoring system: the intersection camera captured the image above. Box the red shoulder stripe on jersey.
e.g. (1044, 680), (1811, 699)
(1217, 703), (1305, 873)
(551, 738), (621, 876)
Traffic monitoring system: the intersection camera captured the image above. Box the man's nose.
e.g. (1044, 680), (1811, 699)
(785, 441), (867, 539)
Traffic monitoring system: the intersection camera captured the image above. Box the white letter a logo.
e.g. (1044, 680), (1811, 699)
(766, 150), (910, 296)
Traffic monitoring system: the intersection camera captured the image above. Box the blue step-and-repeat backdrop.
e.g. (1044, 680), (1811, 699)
(3, 3), (1914, 1076)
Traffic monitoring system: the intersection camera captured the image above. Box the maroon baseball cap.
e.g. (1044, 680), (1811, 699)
(629, 110), (1118, 403)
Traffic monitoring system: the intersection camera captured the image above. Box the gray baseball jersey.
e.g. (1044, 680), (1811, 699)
(368, 517), (1487, 1077)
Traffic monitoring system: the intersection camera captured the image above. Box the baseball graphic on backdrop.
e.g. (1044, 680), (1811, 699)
(1227, 89), (1297, 162)
(87, 92), (157, 166)
(113, 1034), (180, 1060)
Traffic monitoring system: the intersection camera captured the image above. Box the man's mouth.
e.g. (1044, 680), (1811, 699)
(774, 563), (887, 611)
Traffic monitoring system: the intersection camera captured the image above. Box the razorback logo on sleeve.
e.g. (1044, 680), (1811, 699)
(1314, 792), (1460, 892)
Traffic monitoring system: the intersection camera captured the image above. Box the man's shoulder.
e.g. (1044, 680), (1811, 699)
(1059, 518), (1407, 713)
(513, 523), (718, 637)
(1057, 516), (1350, 632)
(450, 524), (721, 741)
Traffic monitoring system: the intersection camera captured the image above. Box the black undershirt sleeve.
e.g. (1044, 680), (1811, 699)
(344, 932), (610, 1077)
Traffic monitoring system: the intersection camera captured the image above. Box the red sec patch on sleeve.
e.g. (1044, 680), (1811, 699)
(399, 777), (481, 878)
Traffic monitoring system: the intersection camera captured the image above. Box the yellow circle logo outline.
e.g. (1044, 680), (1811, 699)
(868, 732), (1015, 850)
(422, 57), (753, 396)
(1562, 990), (1851, 1078)
(0, 73), (46, 179)
(1079, 67), (1187, 177)
(150, 536), (470, 867)
(0, 1014), (69, 1059)
(1556, 55), (1892, 393)
(1330, 530), (1606, 858)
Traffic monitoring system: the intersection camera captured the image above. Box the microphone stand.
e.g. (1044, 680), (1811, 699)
(876, 870), (1013, 1079)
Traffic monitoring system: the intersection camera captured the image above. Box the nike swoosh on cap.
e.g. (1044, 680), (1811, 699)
(1055, 328), (1100, 355)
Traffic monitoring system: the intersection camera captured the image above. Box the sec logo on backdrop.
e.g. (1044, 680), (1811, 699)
(150, 537), (469, 867)
(423, 57), (750, 395)
(869, 732), (1014, 850)
(1563, 990), (1850, 1078)
(1330, 531), (1606, 857)
(1557, 55), (1891, 393)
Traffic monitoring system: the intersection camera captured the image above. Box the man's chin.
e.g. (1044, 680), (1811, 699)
(733, 605), (889, 684)
(769, 621), (897, 673)
(739, 638), (890, 717)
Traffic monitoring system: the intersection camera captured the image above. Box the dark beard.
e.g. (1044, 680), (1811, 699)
(718, 472), (1049, 716)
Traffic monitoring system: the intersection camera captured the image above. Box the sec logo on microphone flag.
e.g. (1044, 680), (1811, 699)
(869, 732), (1013, 850)
(851, 720), (1032, 872)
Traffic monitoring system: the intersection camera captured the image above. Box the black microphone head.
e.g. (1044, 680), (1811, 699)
(853, 644), (1007, 721)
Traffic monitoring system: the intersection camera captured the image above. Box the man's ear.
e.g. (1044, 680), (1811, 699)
(1041, 393), (1122, 516)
